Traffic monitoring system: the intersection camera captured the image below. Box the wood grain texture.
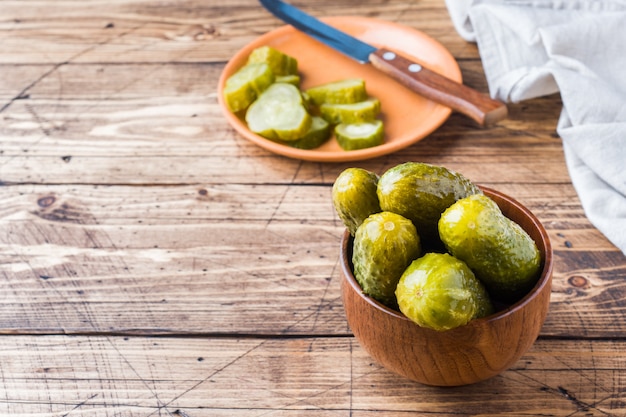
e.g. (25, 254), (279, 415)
(0, 63), (563, 186)
(0, 183), (624, 339)
(0, 335), (624, 416)
(1, 0), (625, 415)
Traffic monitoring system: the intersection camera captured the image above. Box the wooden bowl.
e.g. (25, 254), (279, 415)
(340, 187), (553, 386)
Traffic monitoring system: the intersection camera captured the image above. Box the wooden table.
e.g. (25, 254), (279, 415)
(2, 0), (625, 415)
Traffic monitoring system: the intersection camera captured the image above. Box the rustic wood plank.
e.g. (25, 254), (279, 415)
(0, 87), (567, 186)
(0, 0), (476, 65)
(0, 183), (624, 337)
(3, 1), (625, 415)
(0, 335), (624, 416)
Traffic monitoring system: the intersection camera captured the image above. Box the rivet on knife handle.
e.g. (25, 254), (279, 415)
(369, 48), (508, 127)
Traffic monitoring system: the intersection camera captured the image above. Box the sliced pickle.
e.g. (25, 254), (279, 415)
(320, 98), (381, 124)
(245, 83), (312, 141)
(223, 62), (275, 113)
(247, 45), (298, 76)
(305, 78), (367, 105)
(275, 74), (301, 86)
(335, 120), (384, 151)
(272, 116), (331, 149)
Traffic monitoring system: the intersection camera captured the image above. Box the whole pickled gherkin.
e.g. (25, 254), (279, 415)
(352, 211), (421, 307)
(332, 168), (381, 235)
(377, 162), (482, 248)
(438, 194), (541, 303)
(395, 252), (494, 331)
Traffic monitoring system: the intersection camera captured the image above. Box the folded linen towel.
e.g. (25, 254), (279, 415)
(445, 0), (626, 255)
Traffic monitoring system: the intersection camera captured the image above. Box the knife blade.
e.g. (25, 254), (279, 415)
(258, 0), (507, 127)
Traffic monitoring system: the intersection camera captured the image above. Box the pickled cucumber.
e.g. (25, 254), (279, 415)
(320, 98), (381, 125)
(335, 120), (384, 151)
(377, 162), (482, 247)
(245, 83), (312, 141)
(332, 167), (381, 235)
(305, 78), (367, 105)
(276, 74), (301, 86)
(224, 46), (387, 151)
(352, 211), (421, 307)
(223, 62), (275, 113)
(247, 45), (298, 76)
(395, 253), (494, 331)
(271, 116), (331, 149)
(438, 194), (541, 303)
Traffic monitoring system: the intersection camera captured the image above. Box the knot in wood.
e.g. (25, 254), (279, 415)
(37, 195), (56, 208)
(567, 275), (589, 289)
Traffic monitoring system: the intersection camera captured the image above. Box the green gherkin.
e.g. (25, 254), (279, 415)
(377, 162), (482, 248)
(271, 116), (331, 150)
(305, 78), (367, 106)
(245, 83), (311, 141)
(395, 252), (494, 331)
(334, 120), (385, 151)
(223, 62), (275, 113)
(332, 168), (381, 236)
(320, 98), (381, 124)
(438, 194), (541, 303)
(352, 211), (421, 307)
(247, 45), (298, 76)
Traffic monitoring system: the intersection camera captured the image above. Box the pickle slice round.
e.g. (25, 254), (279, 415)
(305, 78), (367, 105)
(335, 120), (384, 151)
(320, 98), (381, 124)
(270, 116), (331, 149)
(275, 74), (301, 86)
(247, 45), (298, 76)
(332, 167), (381, 235)
(395, 252), (494, 331)
(245, 83), (312, 141)
(223, 62), (275, 113)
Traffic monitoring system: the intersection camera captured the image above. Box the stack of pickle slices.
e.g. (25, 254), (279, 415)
(223, 46), (385, 151)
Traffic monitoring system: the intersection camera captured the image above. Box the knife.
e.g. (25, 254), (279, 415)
(258, 0), (507, 127)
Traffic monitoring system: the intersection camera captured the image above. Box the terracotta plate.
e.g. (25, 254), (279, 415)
(217, 16), (462, 162)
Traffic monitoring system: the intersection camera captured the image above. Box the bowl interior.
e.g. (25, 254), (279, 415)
(342, 186), (552, 320)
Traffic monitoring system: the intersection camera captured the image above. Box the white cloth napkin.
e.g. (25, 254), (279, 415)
(445, 0), (626, 255)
